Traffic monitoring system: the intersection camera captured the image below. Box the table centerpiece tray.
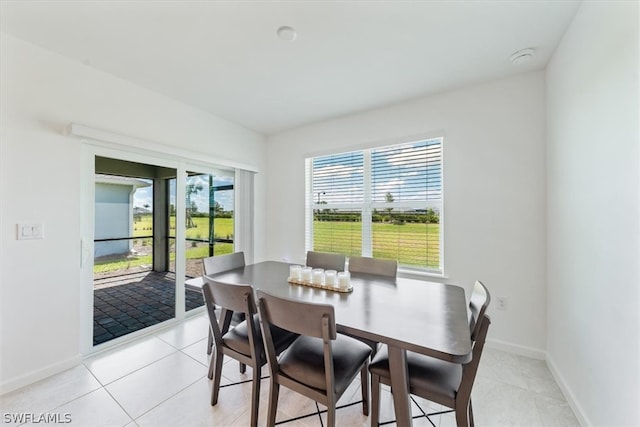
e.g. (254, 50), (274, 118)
(287, 278), (353, 293)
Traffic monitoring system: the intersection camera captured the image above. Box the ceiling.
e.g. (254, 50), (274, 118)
(0, 1), (580, 135)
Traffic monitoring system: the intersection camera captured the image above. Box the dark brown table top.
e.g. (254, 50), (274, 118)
(209, 260), (472, 364)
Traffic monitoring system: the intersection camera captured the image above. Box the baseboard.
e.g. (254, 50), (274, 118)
(485, 338), (546, 360)
(546, 354), (592, 427)
(0, 355), (82, 396)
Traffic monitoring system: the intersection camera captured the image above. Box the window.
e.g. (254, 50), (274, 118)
(305, 138), (443, 273)
(167, 172), (235, 278)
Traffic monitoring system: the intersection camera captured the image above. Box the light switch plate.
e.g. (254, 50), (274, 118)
(17, 223), (44, 240)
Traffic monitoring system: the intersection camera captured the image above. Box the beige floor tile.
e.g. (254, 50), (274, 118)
(154, 314), (209, 349)
(105, 352), (205, 418)
(83, 336), (177, 385)
(535, 394), (580, 427)
(136, 377), (255, 426)
(476, 347), (528, 389)
(180, 337), (210, 367)
(472, 376), (544, 426)
(22, 388), (132, 427)
(0, 365), (101, 423)
(517, 356), (566, 401)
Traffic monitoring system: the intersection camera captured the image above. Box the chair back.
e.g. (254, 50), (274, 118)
(257, 290), (336, 340)
(469, 281), (491, 340)
(257, 290), (371, 426)
(202, 277), (257, 346)
(458, 314), (491, 405)
(306, 251), (346, 271)
(203, 252), (245, 275)
(348, 256), (398, 278)
(204, 276), (256, 315)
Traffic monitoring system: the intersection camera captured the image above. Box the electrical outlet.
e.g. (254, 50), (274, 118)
(496, 296), (507, 310)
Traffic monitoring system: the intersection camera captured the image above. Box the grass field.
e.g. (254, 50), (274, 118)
(95, 216), (234, 275)
(313, 221), (440, 269)
(135, 215), (234, 240)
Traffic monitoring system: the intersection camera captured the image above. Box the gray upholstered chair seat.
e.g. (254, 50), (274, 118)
(223, 314), (297, 360)
(370, 347), (462, 400)
(279, 334), (371, 394)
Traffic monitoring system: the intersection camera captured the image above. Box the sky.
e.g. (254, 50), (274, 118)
(312, 138), (442, 206)
(133, 174), (235, 212)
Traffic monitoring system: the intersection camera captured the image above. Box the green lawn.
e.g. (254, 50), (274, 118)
(313, 221), (440, 269)
(96, 216), (234, 275)
(166, 216), (234, 240)
(94, 252), (152, 274)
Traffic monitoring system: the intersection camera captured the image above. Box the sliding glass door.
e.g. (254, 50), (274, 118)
(80, 142), (250, 355)
(168, 168), (235, 312)
(92, 156), (180, 346)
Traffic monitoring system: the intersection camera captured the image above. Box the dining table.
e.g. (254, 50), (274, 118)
(207, 260), (472, 427)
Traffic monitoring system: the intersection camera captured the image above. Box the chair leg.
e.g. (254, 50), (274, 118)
(210, 351), (224, 406)
(249, 366), (261, 427)
(326, 403), (336, 427)
(207, 352), (214, 380)
(370, 373), (380, 427)
(468, 399), (474, 427)
(455, 400), (470, 427)
(360, 365), (369, 416)
(266, 380), (280, 427)
(207, 329), (213, 355)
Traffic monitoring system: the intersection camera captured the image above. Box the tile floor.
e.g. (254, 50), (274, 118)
(1, 311), (580, 426)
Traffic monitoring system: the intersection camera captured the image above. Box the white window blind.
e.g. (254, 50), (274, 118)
(305, 138), (443, 272)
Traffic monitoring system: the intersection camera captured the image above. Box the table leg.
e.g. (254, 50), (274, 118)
(387, 345), (413, 427)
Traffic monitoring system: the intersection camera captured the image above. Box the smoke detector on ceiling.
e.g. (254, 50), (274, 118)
(510, 48), (535, 65)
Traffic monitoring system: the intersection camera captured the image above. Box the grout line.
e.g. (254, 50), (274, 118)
(131, 374), (206, 423)
(82, 349), (180, 387)
(101, 384), (137, 425)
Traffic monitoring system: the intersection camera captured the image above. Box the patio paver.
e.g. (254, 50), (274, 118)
(93, 271), (204, 345)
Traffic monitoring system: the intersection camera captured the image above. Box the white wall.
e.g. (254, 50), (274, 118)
(546, 2), (639, 425)
(0, 33), (267, 392)
(267, 71), (547, 355)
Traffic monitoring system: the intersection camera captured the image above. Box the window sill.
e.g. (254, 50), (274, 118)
(398, 268), (448, 281)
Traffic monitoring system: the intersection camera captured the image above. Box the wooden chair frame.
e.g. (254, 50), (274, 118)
(202, 251), (246, 356)
(306, 251), (346, 271)
(370, 281), (491, 427)
(202, 278), (263, 427)
(257, 290), (370, 427)
(348, 256), (398, 278)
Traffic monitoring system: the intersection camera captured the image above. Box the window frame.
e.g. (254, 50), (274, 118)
(305, 137), (444, 275)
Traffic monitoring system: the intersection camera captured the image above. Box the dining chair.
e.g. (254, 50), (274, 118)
(257, 290), (372, 427)
(369, 281), (491, 427)
(203, 251), (245, 275)
(348, 256), (398, 278)
(202, 251), (246, 356)
(306, 251), (346, 271)
(345, 256), (398, 356)
(202, 278), (298, 427)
